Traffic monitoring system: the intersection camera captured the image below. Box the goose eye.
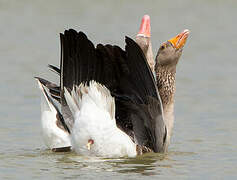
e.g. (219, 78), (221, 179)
(160, 44), (165, 50)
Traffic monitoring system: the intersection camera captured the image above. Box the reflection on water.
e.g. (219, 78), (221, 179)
(40, 150), (167, 175)
(110, 153), (166, 175)
(1, 147), (196, 179)
(1, 0), (237, 179)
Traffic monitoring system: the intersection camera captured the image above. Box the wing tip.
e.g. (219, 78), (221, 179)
(125, 36), (135, 46)
(35, 77), (45, 91)
(48, 64), (60, 74)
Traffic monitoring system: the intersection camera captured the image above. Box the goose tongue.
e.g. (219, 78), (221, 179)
(168, 29), (190, 49)
(137, 15), (151, 37)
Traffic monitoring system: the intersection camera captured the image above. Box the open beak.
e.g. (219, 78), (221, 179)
(137, 14), (151, 38)
(168, 29), (190, 49)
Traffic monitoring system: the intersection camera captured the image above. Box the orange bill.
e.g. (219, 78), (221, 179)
(137, 15), (151, 37)
(168, 29), (190, 49)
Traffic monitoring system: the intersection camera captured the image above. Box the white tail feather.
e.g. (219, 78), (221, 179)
(64, 87), (80, 118)
(64, 81), (136, 157)
(37, 80), (55, 113)
(36, 80), (71, 149)
(65, 81), (115, 120)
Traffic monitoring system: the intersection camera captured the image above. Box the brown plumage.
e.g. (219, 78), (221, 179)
(135, 16), (190, 149)
(135, 22), (190, 148)
(135, 15), (155, 73)
(36, 28), (167, 155)
(36, 16), (190, 154)
(154, 29), (190, 145)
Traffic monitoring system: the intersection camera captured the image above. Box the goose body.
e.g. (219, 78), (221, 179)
(36, 30), (166, 156)
(64, 81), (136, 157)
(35, 15), (158, 152)
(35, 15), (190, 156)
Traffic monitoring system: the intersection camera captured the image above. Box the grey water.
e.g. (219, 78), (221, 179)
(0, 0), (236, 179)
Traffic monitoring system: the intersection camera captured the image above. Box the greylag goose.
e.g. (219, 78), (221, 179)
(37, 29), (165, 157)
(35, 20), (190, 157)
(35, 15), (156, 152)
(155, 29), (190, 146)
(135, 16), (190, 148)
(135, 15), (155, 73)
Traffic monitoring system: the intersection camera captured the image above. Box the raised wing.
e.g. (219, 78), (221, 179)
(59, 29), (166, 152)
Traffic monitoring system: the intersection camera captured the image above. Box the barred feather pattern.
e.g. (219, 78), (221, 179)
(155, 67), (176, 146)
(156, 69), (176, 108)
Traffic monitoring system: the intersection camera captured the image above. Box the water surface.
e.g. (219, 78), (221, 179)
(0, 0), (237, 179)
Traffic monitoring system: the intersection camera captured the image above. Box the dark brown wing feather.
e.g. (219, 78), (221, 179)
(48, 64), (61, 75)
(34, 77), (60, 102)
(36, 29), (167, 152)
(112, 37), (166, 152)
(35, 77), (70, 134)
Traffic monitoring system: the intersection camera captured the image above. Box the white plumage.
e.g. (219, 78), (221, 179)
(37, 80), (71, 149)
(64, 81), (137, 157)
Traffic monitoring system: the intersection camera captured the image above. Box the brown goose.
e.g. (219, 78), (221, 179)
(136, 16), (190, 148)
(135, 27), (190, 150)
(34, 15), (157, 152)
(134, 20), (190, 148)
(37, 29), (166, 157)
(135, 15), (155, 73)
(155, 29), (190, 146)
(35, 19), (190, 156)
